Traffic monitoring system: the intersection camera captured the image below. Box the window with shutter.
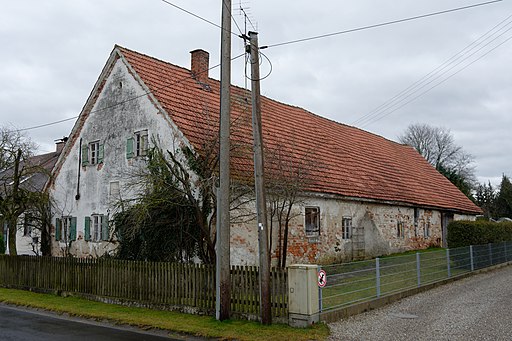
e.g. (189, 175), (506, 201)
(126, 137), (134, 159)
(101, 215), (109, 241)
(98, 144), (104, 164)
(70, 217), (77, 241)
(81, 145), (89, 166)
(84, 217), (91, 241)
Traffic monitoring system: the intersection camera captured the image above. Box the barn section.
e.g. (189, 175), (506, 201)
(47, 45), (481, 264)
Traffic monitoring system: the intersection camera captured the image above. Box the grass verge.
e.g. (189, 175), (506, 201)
(0, 288), (329, 341)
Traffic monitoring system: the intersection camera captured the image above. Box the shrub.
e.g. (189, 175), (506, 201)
(447, 220), (512, 248)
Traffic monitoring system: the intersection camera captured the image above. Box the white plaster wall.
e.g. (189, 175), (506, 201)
(50, 58), (186, 257)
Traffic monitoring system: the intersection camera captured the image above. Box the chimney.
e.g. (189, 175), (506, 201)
(190, 49), (209, 85)
(56, 136), (68, 153)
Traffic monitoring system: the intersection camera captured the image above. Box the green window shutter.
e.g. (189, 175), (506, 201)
(101, 215), (109, 241)
(98, 144), (104, 164)
(70, 217), (77, 241)
(84, 216), (91, 241)
(55, 218), (61, 241)
(126, 138), (134, 159)
(81, 144), (89, 166)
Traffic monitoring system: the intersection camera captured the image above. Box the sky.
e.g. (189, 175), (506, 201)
(0, 0), (511, 186)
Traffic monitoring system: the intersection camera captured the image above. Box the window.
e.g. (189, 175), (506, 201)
(110, 181), (120, 198)
(89, 141), (100, 165)
(342, 217), (352, 240)
(424, 221), (431, 238)
(414, 208), (419, 237)
(135, 130), (148, 157)
(397, 221), (405, 239)
(81, 141), (104, 166)
(305, 207), (320, 237)
(55, 216), (77, 243)
(127, 130), (148, 159)
(84, 215), (108, 242)
(23, 214), (33, 237)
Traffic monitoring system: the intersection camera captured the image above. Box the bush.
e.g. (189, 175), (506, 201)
(447, 220), (512, 248)
(0, 233), (5, 254)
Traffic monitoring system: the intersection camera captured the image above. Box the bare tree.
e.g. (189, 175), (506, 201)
(0, 126), (41, 255)
(265, 143), (313, 268)
(398, 123), (477, 194)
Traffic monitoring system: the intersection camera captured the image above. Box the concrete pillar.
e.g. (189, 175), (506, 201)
(288, 264), (320, 327)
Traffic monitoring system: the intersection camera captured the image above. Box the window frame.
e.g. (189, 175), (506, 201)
(305, 207), (320, 237)
(341, 217), (352, 240)
(135, 130), (148, 157)
(397, 221), (405, 239)
(92, 214), (102, 242)
(89, 141), (100, 165)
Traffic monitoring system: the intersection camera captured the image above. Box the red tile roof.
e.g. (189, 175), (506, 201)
(117, 46), (482, 215)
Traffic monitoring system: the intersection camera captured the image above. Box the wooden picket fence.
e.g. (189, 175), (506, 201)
(0, 255), (288, 319)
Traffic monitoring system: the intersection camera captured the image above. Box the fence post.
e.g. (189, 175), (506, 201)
(376, 258), (381, 298)
(287, 264), (320, 327)
(446, 249), (451, 278)
(416, 253), (421, 287)
(470, 245), (474, 271)
(488, 243), (493, 266)
(318, 265), (323, 313)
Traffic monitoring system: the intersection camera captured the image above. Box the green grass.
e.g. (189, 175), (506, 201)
(321, 248), (472, 310)
(0, 288), (329, 341)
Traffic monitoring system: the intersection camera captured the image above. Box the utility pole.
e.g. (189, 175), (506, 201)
(248, 31), (272, 325)
(216, 0), (232, 321)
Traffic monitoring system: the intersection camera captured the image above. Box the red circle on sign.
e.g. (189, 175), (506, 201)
(318, 269), (327, 288)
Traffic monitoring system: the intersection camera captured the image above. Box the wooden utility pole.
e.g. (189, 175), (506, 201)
(216, 0), (232, 321)
(248, 31), (272, 325)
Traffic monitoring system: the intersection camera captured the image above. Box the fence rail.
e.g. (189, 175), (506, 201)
(320, 241), (512, 312)
(0, 256), (287, 319)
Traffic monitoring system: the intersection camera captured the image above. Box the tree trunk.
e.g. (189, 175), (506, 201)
(7, 218), (17, 256)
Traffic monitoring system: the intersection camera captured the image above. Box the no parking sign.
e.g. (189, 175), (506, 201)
(318, 269), (327, 288)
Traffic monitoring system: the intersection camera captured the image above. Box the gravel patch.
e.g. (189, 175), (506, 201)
(328, 265), (512, 341)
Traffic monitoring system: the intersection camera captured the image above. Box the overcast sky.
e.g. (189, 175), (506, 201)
(1, 0), (510, 185)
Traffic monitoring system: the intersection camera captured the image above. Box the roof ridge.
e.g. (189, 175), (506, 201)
(115, 45), (406, 148)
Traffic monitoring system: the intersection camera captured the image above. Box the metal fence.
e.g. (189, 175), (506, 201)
(320, 241), (512, 313)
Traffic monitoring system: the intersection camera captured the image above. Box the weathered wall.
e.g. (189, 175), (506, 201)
(50, 57), (186, 257)
(230, 196), (477, 266)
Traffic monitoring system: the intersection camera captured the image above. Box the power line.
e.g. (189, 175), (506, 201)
(353, 13), (512, 127)
(360, 34), (512, 128)
(261, 0), (503, 49)
(12, 53), (246, 133)
(160, 0), (243, 38)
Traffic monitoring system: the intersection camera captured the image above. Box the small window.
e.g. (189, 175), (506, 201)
(92, 215), (102, 242)
(342, 217), (352, 240)
(82, 141), (104, 166)
(57, 216), (76, 243)
(414, 208), (419, 237)
(424, 221), (431, 238)
(110, 181), (120, 198)
(89, 141), (100, 165)
(305, 207), (320, 237)
(397, 221), (405, 239)
(135, 130), (148, 157)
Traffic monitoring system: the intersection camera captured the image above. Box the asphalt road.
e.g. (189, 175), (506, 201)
(328, 264), (512, 341)
(0, 304), (185, 341)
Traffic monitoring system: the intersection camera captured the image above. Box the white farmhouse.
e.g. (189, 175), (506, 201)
(47, 45), (481, 263)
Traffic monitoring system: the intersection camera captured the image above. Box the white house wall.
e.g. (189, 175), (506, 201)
(50, 57), (184, 257)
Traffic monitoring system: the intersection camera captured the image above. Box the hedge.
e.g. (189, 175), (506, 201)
(447, 220), (512, 248)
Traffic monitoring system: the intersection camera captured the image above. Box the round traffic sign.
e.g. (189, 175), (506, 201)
(318, 269), (327, 288)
